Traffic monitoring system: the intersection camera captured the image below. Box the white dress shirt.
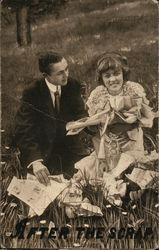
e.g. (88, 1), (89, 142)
(27, 79), (61, 169)
(45, 78), (61, 107)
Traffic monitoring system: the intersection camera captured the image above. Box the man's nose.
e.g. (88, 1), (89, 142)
(64, 70), (69, 77)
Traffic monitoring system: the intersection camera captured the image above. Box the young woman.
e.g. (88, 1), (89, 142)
(74, 52), (154, 180)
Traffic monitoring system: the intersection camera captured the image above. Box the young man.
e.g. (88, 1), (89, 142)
(14, 52), (87, 185)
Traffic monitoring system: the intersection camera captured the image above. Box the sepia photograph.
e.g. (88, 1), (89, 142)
(1, 0), (159, 249)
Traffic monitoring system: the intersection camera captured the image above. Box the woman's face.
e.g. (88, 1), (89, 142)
(102, 67), (124, 95)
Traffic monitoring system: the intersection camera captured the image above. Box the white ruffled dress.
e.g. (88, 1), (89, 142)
(74, 81), (154, 180)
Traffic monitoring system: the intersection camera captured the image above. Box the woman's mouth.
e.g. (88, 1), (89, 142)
(110, 83), (119, 88)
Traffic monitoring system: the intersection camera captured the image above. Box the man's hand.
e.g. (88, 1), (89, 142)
(32, 162), (50, 186)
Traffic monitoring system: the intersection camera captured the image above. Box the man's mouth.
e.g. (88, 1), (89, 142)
(62, 79), (68, 85)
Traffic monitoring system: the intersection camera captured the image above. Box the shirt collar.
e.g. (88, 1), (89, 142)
(45, 78), (61, 93)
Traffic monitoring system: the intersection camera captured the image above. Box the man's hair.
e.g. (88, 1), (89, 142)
(39, 52), (64, 75)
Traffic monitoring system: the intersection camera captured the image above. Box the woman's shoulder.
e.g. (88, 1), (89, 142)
(86, 85), (109, 115)
(89, 85), (107, 95)
(87, 85), (108, 104)
(123, 81), (145, 97)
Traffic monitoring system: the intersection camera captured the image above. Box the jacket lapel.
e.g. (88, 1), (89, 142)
(60, 85), (67, 106)
(38, 79), (70, 122)
(60, 84), (71, 120)
(38, 79), (57, 143)
(39, 78), (55, 118)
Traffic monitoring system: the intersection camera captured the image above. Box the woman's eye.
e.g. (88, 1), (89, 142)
(57, 72), (64, 76)
(104, 74), (110, 78)
(114, 71), (120, 76)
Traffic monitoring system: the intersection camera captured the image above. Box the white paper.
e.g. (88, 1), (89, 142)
(126, 168), (159, 189)
(7, 176), (69, 216)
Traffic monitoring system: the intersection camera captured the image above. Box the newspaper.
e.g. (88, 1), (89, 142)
(7, 176), (69, 216)
(126, 168), (159, 189)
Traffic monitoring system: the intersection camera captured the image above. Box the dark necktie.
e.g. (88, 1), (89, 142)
(54, 87), (60, 115)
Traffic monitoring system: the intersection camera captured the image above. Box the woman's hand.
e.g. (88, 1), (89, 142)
(122, 112), (137, 123)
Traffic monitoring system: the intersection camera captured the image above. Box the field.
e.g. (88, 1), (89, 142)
(1, 0), (159, 249)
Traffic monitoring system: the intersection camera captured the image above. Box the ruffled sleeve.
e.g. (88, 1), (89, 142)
(139, 104), (154, 127)
(86, 86), (109, 116)
(124, 81), (154, 128)
(124, 81), (146, 98)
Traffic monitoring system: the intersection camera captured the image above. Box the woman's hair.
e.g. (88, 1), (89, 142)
(96, 52), (130, 84)
(39, 51), (63, 75)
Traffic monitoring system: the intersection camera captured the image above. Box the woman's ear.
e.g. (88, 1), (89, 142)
(121, 55), (128, 66)
(95, 72), (103, 86)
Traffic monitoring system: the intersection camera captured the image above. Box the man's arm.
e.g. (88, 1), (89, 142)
(15, 88), (42, 167)
(14, 88), (50, 185)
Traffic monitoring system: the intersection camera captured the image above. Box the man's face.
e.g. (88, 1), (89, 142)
(102, 67), (123, 95)
(46, 58), (69, 86)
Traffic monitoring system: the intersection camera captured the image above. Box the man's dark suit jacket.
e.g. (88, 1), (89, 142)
(14, 77), (87, 178)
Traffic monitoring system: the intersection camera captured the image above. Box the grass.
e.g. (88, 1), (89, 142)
(1, 160), (159, 248)
(1, 0), (159, 248)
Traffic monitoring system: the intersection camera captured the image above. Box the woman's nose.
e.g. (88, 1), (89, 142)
(109, 75), (116, 82)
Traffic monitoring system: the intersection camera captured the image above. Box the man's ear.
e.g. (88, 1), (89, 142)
(43, 73), (47, 78)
